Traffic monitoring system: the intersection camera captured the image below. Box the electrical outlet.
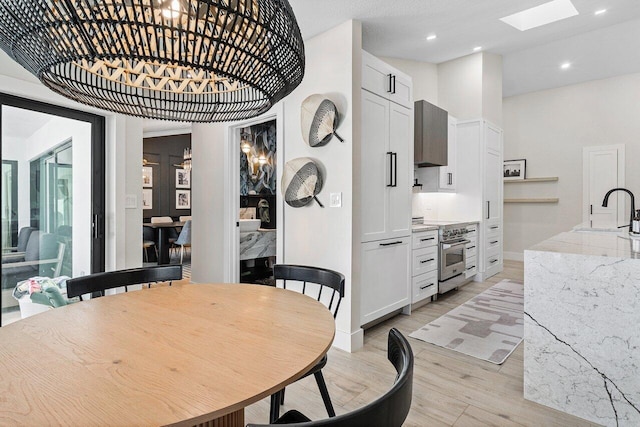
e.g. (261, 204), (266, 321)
(330, 192), (342, 208)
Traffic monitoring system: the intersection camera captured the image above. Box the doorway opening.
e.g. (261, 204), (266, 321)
(0, 94), (105, 326)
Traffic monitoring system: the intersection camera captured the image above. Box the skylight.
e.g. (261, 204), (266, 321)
(500, 0), (579, 31)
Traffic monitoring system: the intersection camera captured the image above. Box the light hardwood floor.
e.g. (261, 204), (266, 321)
(245, 261), (598, 426)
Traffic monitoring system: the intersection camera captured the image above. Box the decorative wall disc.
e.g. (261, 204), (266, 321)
(281, 158), (324, 208)
(301, 94), (344, 147)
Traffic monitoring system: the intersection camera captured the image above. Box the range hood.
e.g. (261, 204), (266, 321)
(414, 100), (448, 167)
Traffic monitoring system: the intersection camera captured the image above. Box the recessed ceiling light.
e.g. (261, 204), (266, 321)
(500, 0), (579, 31)
(561, 62), (571, 70)
(426, 34), (437, 41)
(473, 46), (483, 52)
(594, 9), (607, 15)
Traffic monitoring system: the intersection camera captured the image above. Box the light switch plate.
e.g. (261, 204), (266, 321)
(330, 192), (342, 208)
(125, 194), (138, 209)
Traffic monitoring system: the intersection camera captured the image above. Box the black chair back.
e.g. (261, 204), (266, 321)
(248, 328), (414, 427)
(274, 264), (345, 318)
(66, 265), (182, 300)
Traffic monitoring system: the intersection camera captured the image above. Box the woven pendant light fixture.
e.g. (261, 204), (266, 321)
(0, 0), (305, 122)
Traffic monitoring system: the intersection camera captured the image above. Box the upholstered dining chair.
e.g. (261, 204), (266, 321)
(66, 265), (182, 301)
(2, 231), (65, 284)
(2, 226), (36, 255)
(248, 328), (414, 427)
(269, 264), (345, 423)
(174, 220), (191, 264)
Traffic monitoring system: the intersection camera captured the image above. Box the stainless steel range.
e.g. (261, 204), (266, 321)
(416, 219), (476, 294)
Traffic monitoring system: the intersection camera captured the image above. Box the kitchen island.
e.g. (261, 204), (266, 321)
(524, 230), (640, 426)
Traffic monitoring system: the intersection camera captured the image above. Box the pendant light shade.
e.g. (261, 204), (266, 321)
(0, 0), (305, 122)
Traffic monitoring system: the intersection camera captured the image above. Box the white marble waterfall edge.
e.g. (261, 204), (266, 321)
(524, 249), (640, 426)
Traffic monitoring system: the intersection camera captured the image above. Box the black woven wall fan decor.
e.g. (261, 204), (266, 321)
(0, 0), (305, 122)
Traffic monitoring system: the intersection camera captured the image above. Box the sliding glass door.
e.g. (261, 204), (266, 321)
(0, 94), (105, 326)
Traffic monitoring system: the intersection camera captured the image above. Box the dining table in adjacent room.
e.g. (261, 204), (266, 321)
(144, 220), (184, 265)
(0, 283), (336, 426)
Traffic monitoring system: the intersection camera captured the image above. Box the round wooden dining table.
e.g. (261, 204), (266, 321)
(0, 283), (335, 426)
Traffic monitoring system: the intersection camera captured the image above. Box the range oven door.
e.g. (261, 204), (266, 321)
(439, 239), (469, 292)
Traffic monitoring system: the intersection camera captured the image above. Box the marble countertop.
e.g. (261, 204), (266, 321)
(412, 224), (439, 232)
(528, 228), (640, 259)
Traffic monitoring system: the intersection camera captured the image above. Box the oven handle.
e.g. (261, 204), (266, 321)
(441, 239), (470, 250)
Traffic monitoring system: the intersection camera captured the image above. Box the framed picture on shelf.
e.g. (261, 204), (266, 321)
(504, 159), (526, 181)
(176, 190), (191, 209)
(142, 189), (153, 210)
(142, 166), (153, 187)
(176, 168), (190, 188)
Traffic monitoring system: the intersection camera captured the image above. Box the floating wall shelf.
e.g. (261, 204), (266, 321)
(504, 177), (558, 183)
(504, 198), (559, 203)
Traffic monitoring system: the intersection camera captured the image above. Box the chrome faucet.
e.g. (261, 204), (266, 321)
(602, 188), (636, 232)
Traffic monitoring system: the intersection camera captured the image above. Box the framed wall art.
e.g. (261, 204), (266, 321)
(142, 189), (153, 209)
(176, 190), (191, 209)
(176, 168), (190, 188)
(504, 159), (526, 181)
(142, 166), (153, 187)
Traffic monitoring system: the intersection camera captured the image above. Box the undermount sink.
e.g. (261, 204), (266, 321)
(239, 219), (261, 232)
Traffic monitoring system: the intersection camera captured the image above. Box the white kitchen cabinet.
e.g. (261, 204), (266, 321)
(465, 224), (478, 279)
(456, 119), (504, 281)
(359, 52), (413, 327)
(360, 237), (411, 325)
(360, 90), (412, 243)
(362, 50), (412, 109)
(411, 229), (438, 304)
(415, 115), (457, 192)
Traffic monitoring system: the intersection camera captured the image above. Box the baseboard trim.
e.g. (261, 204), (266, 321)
(333, 328), (364, 353)
(504, 251), (524, 262)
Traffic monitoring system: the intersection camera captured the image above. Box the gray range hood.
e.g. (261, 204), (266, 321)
(414, 100), (448, 167)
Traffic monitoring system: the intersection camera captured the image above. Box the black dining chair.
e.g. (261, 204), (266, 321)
(269, 264), (345, 423)
(248, 328), (414, 427)
(66, 265), (183, 300)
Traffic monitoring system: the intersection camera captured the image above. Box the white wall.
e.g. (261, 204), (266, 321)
(503, 73), (640, 258)
(282, 20), (361, 351)
(482, 53), (503, 128)
(437, 53), (483, 120)
(0, 73), (144, 273)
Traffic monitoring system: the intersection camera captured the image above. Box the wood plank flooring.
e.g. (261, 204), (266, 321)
(244, 261), (598, 426)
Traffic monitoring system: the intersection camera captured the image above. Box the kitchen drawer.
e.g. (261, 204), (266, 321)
(465, 264), (477, 279)
(412, 230), (438, 249)
(486, 222), (501, 236)
(412, 246), (438, 276)
(486, 252), (501, 270)
(486, 236), (501, 251)
(465, 225), (478, 239)
(466, 254), (476, 269)
(465, 243), (477, 258)
(412, 270), (438, 303)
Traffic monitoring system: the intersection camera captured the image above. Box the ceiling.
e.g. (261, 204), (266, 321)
(289, 0), (640, 96)
(1, 105), (54, 140)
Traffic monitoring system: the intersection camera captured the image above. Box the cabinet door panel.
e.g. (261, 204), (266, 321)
(389, 73), (412, 109)
(361, 90), (391, 242)
(361, 238), (411, 325)
(387, 102), (412, 238)
(484, 149), (502, 222)
(438, 116), (457, 191)
(362, 52), (391, 99)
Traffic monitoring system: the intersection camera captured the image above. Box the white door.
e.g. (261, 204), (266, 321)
(361, 90), (390, 242)
(484, 149), (502, 222)
(439, 115), (457, 191)
(387, 102), (412, 239)
(583, 145), (625, 229)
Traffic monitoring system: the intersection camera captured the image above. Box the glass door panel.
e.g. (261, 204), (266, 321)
(1, 99), (103, 326)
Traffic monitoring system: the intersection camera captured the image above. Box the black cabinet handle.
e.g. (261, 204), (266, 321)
(490, 240), (499, 244)
(380, 241), (403, 247)
(392, 75), (396, 94)
(487, 201), (490, 219)
(386, 152), (393, 187)
(392, 152), (398, 187)
(448, 173), (452, 186)
(466, 266), (476, 270)
(490, 225), (499, 230)
(590, 204), (593, 215)
(420, 258), (435, 264)
(387, 74), (393, 93)
(420, 283), (434, 290)
(490, 259), (498, 264)
(420, 237), (435, 242)
(467, 245), (476, 249)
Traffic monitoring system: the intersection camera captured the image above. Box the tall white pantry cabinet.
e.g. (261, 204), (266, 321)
(359, 51), (413, 326)
(456, 119), (504, 281)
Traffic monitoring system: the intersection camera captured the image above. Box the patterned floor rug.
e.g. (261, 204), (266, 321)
(410, 279), (524, 364)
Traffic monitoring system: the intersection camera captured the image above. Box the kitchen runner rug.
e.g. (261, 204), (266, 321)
(410, 279), (524, 364)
